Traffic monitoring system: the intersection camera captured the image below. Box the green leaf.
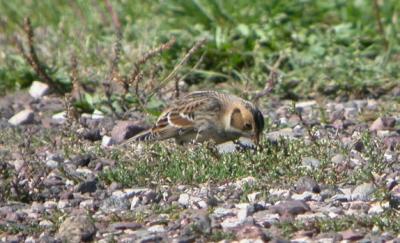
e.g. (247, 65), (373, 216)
(145, 97), (165, 116)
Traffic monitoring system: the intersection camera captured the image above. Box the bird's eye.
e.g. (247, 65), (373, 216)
(244, 123), (252, 130)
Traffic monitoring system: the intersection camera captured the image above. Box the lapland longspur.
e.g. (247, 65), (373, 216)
(124, 91), (264, 145)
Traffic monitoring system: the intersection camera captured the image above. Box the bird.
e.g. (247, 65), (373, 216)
(122, 90), (264, 145)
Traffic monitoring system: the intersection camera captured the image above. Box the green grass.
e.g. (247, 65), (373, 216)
(0, 122), (390, 204)
(99, 131), (388, 188)
(0, 0), (399, 100)
(0, 222), (43, 235)
(278, 211), (400, 238)
(209, 230), (235, 241)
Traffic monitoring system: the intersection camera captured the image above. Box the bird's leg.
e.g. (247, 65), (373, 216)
(192, 126), (207, 144)
(194, 129), (202, 143)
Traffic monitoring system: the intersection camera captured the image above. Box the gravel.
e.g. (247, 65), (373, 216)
(1, 90), (399, 242)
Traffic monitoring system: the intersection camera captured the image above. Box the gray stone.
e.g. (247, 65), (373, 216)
(235, 176), (257, 188)
(266, 128), (295, 143)
(51, 111), (67, 124)
(29, 81), (49, 99)
(143, 190), (159, 204)
(109, 221), (142, 231)
(181, 212), (211, 237)
(191, 197), (207, 209)
(76, 180), (97, 193)
(331, 194), (350, 202)
(31, 202), (45, 213)
(340, 230), (365, 241)
(112, 188), (149, 199)
(294, 176), (321, 194)
(236, 203), (254, 221)
(45, 159), (59, 169)
(320, 188), (341, 201)
(353, 100), (368, 109)
(39, 219), (54, 228)
(247, 192), (262, 203)
(316, 233), (343, 242)
(301, 157), (321, 169)
(293, 125), (305, 137)
(295, 101), (316, 109)
(253, 211), (279, 227)
(217, 141), (241, 154)
(390, 191), (400, 209)
(100, 196), (130, 213)
(236, 225), (268, 241)
(25, 236), (36, 243)
(92, 109), (105, 120)
(138, 232), (164, 243)
(43, 201), (58, 210)
(331, 154), (346, 164)
(11, 160), (24, 171)
(101, 135), (114, 147)
(81, 128), (102, 141)
(220, 216), (244, 230)
(72, 154), (92, 167)
(269, 188), (291, 199)
(291, 191), (313, 201)
(175, 235), (196, 243)
(351, 183), (376, 201)
(269, 200), (311, 216)
(130, 196), (142, 209)
(370, 117), (396, 131)
(147, 224), (166, 233)
(217, 138), (256, 154)
(5, 235), (21, 243)
(329, 110), (344, 123)
(377, 130), (391, 138)
(212, 207), (236, 219)
(344, 107), (358, 119)
(367, 99), (379, 110)
(192, 213), (211, 234)
(111, 120), (147, 144)
(368, 201), (388, 214)
(178, 193), (190, 207)
(57, 215), (96, 242)
(8, 109), (34, 126)
(79, 199), (94, 210)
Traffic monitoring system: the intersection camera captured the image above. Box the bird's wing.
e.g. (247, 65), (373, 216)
(152, 94), (221, 135)
(119, 92), (223, 146)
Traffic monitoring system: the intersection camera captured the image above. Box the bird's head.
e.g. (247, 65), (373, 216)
(229, 104), (265, 145)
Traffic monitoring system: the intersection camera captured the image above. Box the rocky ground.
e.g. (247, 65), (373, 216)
(0, 82), (400, 242)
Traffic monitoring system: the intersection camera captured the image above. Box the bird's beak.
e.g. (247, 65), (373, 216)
(252, 132), (260, 146)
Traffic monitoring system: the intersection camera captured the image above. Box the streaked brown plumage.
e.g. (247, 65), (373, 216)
(123, 91), (264, 145)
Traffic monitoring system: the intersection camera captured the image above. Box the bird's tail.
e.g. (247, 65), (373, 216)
(118, 129), (157, 147)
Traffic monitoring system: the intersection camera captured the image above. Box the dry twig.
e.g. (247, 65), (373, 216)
(161, 38), (207, 85)
(148, 38), (207, 99)
(291, 102), (319, 145)
(104, 0), (121, 31)
(103, 30), (123, 118)
(15, 17), (62, 92)
(130, 38), (176, 93)
(372, 0), (389, 51)
(70, 53), (82, 101)
(174, 51), (206, 99)
(252, 53), (285, 104)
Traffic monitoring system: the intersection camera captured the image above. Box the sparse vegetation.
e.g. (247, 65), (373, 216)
(1, 0), (399, 99)
(0, 0), (399, 242)
(99, 132), (391, 188)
